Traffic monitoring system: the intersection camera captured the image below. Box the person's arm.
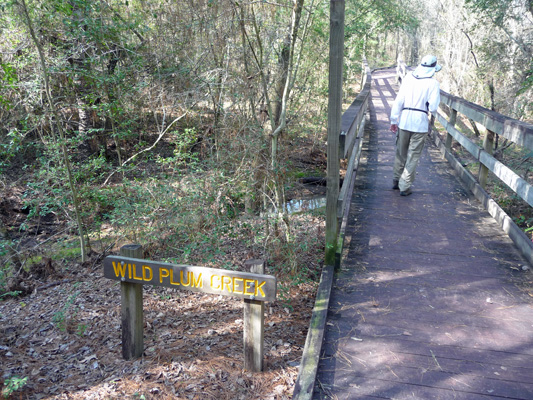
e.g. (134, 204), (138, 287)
(427, 81), (441, 114)
(390, 95), (404, 133)
(390, 77), (408, 130)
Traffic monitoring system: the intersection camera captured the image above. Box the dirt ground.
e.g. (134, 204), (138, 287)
(0, 252), (318, 399)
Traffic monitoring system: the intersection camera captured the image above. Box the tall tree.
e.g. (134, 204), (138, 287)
(16, 0), (88, 262)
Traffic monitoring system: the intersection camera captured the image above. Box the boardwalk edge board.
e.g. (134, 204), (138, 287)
(292, 265), (335, 400)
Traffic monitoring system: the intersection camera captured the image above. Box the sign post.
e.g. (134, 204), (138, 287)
(119, 244), (144, 360)
(243, 259), (265, 372)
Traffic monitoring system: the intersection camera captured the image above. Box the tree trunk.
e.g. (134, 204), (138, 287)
(272, 34), (291, 128)
(70, 1), (101, 155)
(19, 0), (88, 262)
(269, 0), (304, 241)
(270, 0), (305, 168)
(410, 27), (419, 65)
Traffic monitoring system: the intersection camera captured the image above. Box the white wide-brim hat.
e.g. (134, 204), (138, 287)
(413, 55), (442, 78)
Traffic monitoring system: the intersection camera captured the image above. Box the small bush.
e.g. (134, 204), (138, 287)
(2, 376), (28, 398)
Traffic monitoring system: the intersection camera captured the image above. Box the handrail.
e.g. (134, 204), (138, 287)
(434, 104), (533, 207)
(339, 62), (371, 158)
(395, 59), (533, 265)
(337, 59), (371, 226)
(439, 91), (533, 150)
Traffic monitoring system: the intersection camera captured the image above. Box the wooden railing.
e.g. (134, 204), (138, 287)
(293, 59), (372, 400)
(336, 60), (372, 262)
(397, 59), (533, 265)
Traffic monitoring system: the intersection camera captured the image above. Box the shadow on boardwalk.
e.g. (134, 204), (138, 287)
(313, 69), (533, 399)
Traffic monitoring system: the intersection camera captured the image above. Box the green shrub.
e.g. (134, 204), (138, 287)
(2, 376), (28, 398)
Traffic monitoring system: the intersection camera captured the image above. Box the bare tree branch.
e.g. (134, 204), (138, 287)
(102, 113), (187, 186)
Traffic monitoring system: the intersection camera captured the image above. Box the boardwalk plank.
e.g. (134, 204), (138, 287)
(327, 299), (533, 332)
(319, 348), (533, 384)
(316, 373), (532, 400)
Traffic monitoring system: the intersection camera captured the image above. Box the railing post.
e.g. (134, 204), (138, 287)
(120, 244), (144, 360)
(445, 109), (457, 153)
(479, 130), (495, 188)
(325, 0), (345, 267)
(243, 259), (265, 372)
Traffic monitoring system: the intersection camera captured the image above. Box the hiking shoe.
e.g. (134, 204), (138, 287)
(392, 180), (399, 190)
(400, 188), (412, 196)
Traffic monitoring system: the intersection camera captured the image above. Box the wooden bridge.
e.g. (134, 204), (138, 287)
(292, 67), (533, 399)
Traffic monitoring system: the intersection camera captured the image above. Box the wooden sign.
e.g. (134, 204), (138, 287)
(103, 256), (277, 302)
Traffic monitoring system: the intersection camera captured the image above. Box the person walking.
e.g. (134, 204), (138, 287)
(390, 55), (441, 196)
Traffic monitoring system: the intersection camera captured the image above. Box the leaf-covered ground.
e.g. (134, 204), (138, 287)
(0, 252), (318, 399)
(0, 123), (328, 399)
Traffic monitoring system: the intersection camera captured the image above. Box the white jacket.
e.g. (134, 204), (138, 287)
(390, 72), (440, 133)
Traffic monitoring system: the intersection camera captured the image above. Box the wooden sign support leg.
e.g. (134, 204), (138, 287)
(243, 259), (265, 372)
(120, 244), (144, 360)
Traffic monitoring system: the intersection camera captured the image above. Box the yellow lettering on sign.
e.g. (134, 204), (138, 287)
(244, 279), (254, 296)
(142, 265), (153, 281)
(106, 258), (273, 299)
(192, 273), (203, 288)
(112, 261), (127, 278)
(233, 277), (243, 294)
(132, 264), (143, 281)
(170, 269), (180, 286)
(255, 280), (266, 298)
(160, 267), (169, 283)
(211, 275), (220, 290)
(222, 276), (232, 293)
(180, 270), (190, 286)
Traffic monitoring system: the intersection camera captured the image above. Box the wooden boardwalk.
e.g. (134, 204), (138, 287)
(313, 69), (533, 399)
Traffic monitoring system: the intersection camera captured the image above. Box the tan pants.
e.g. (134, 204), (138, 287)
(393, 129), (427, 191)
